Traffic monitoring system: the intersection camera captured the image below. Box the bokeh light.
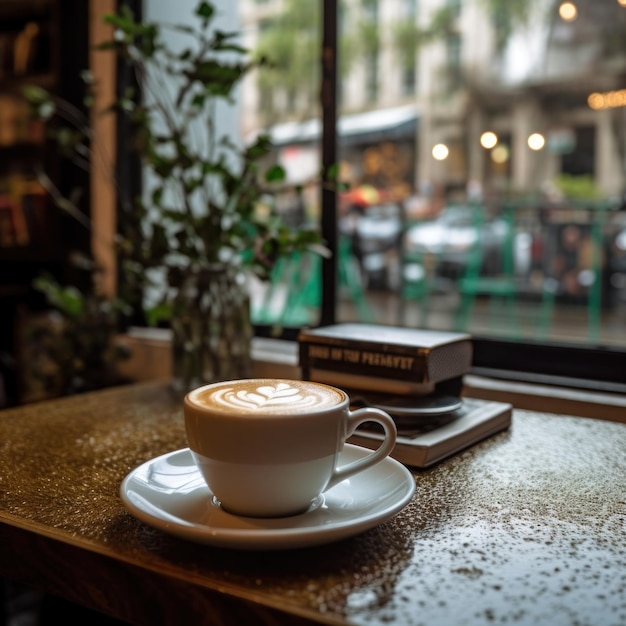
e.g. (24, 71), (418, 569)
(491, 145), (510, 164)
(588, 89), (626, 110)
(559, 2), (578, 21)
(528, 133), (546, 151)
(480, 131), (498, 149)
(432, 143), (449, 160)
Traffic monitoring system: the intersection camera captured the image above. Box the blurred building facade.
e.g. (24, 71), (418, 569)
(238, 0), (626, 203)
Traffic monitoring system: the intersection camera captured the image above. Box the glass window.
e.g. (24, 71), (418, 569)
(240, 0), (626, 389)
(240, 0), (323, 329)
(401, 55), (416, 97)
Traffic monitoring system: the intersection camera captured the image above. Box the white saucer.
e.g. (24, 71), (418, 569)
(120, 444), (415, 550)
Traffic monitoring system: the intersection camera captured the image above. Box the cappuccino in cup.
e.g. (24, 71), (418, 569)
(192, 378), (343, 413)
(184, 378), (397, 518)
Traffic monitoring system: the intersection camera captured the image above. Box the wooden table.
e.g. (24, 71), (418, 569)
(0, 381), (624, 625)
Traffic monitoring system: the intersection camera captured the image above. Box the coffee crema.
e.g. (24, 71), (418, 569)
(191, 379), (344, 414)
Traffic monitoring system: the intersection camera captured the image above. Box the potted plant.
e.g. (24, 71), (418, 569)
(26, 1), (326, 394)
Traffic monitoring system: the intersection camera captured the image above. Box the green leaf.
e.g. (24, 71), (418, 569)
(145, 302), (172, 326)
(22, 85), (50, 105)
(33, 276), (85, 317)
(191, 92), (206, 108)
(264, 164), (286, 183)
(196, 2), (214, 20)
(150, 224), (170, 259)
(326, 162), (341, 180)
(151, 187), (163, 207)
(245, 134), (273, 160)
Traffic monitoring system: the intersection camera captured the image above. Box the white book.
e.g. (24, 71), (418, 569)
(348, 397), (512, 468)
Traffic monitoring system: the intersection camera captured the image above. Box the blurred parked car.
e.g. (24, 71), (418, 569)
(404, 204), (514, 280)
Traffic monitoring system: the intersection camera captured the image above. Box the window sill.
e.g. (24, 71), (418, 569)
(115, 330), (300, 383)
(463, 374), (626, 424)
(116, 330), (625, 424)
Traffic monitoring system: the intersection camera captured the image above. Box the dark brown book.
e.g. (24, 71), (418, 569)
(348, 397), (512, 468)
(299, 323), (472, 395)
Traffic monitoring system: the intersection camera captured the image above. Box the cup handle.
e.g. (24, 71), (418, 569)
(325, 407), (397, 491)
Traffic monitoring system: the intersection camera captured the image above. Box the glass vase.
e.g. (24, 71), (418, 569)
(170, 264), (252, 395)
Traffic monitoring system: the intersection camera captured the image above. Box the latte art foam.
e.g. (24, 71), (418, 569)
(193, 379), (343, 414)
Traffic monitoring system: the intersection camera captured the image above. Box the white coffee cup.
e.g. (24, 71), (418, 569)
(183, 378), (397, 518)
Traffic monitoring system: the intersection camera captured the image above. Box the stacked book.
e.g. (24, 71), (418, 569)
(298, 323), (512, 467)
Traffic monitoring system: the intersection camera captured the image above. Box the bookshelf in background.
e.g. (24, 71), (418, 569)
(0, 0), (57, 255)
(0, 0), (91, 407)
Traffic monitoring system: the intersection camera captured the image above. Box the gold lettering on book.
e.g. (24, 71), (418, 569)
(307, 345), (415, 370)
(309, 345), (330, 359)
(342, 349), (360, 363)
(361, 351), (415, 369)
